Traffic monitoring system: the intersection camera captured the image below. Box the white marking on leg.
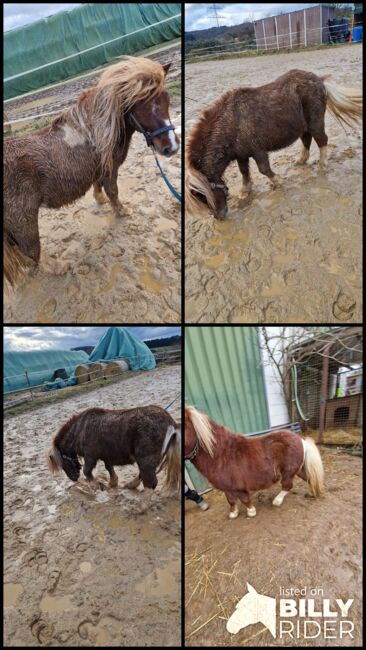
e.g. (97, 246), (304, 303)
(247, 506), (256, 517)
(229, 505), (239, 519)
(319, 145), (328, 169)
(272, 490), (289, 506)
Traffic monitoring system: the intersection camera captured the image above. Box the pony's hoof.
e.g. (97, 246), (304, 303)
(247, 507), (256, 517)
(229, 509), (239, 519)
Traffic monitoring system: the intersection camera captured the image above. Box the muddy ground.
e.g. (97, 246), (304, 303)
(4, 364), (181, 647)
(185, 45), (362, 323)
(4, 45), (181, 324)
(185, 447), (362, 646)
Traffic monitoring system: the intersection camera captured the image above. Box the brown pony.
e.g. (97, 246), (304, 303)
(186, 69), (362, 219)
(48, 405), (181, 504)
(185, 406), (324, 519)
(4, 56), (179, 286)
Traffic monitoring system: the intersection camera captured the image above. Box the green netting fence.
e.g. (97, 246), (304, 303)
(4, 3), (181, 100)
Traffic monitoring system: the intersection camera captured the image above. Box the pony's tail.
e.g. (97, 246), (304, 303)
(4, 238), (33, 288)
(324, 80), (362, 129)
(159, 424), (181, 493)
(302, 438), (324, 497)
(185, 163), (216, 216)
(48, 444), (63, 474)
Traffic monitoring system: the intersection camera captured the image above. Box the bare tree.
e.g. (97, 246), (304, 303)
(257, 326), (363, 423)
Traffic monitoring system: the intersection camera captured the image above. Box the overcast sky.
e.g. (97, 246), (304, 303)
(4, 3), (81, 31)
(4, 326), (181, 352)
(185, 3), (353, 31)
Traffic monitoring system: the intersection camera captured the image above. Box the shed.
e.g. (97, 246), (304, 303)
(254, 5), (335, 50)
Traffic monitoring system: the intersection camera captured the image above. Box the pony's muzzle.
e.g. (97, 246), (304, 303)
(213, 205), (228, 220)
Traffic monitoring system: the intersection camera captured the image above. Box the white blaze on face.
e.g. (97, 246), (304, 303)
(62, 124), (85, 147)
(164, 119), (179, 152)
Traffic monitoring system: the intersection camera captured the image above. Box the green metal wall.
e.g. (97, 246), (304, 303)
(185, 326), (269, 492)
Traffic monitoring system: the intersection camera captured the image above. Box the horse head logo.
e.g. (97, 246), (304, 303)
(226, 583), (276, 638)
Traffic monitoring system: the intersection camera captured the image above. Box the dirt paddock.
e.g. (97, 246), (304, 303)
(185, 447), (362, 646)
(4, 46), (181, 324)
(185, 45), (362, 323)
(4, 364), (181, 647)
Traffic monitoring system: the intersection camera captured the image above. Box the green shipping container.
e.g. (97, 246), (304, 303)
(185, 326), (269, 493)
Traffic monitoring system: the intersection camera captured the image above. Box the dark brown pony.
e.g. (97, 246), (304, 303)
(4, 56), (179, 286)
(185, 406), (324, 519)
(48, 405), (181, 501)
(186, 69), (362, 219)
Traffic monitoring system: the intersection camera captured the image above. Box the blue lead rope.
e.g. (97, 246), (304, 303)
(128, 113), (181, 204)
(151, 148), (182, 204)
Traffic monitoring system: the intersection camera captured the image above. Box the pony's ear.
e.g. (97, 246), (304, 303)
(247, 582), (257, 594)
(162, 62), (172, 77)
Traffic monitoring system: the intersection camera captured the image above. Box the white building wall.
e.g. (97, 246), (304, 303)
(259, 327), (292, 427)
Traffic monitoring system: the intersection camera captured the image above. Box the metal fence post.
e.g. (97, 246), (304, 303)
(304, 8), (307, 47)
(320, 4), (322, 45)
(24, 370), (34, 401)
(289, 14), (292, 48)
(262, 19), (267, 50)
(318, 343), (331, 443)
(275, 16), (279, 50)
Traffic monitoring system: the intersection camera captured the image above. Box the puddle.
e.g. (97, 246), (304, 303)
(205, 253), (226, 270)
(40, 594), (73, 613)
(157, 216), (177, 231)
(135, 559), (179, 597)
(136, 256), (168, 294)
(4, 583), (24, 607)
(100, 265), (124, 295)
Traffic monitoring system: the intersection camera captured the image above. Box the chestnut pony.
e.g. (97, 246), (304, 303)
(4, 56), (179, 286)
(186, 69), (362, 219)
(185, 406), (324, 519)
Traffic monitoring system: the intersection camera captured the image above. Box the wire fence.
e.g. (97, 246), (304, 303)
(185, 21), (362, 62)
(291, 357), (362, 442)
(3, 348), (181, 400)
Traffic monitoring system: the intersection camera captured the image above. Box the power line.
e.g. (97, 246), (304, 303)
(208, 4), (224, 29)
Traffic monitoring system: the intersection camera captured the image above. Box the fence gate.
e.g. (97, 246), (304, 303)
(185, 326), (269, 492)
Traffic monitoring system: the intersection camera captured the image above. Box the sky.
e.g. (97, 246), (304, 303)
(4, 3), (81, 31)
(185, 3), (353, 31)
(4, 326), (181, 352)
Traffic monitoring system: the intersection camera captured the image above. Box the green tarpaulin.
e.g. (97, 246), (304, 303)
(89, 326), (156, 371)
(4, 3), (181, 99)
(4, 349), (89, 393)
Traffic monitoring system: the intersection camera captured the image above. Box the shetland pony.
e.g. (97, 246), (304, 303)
(185, 406), (324, 519)
(48, 405), (181, 501)
(4, 57), (179, 285)
(186, 69), (362, 219)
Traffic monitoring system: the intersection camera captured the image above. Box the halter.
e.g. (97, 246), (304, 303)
(209, 181), (229, 197)
(61, 452), (79, 467)
(184, 441), (199, 462)
(128, 112), (176, 149)
(128, 112), (181, 203)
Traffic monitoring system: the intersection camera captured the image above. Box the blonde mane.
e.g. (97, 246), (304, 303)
(185, 106), (222, 216)
(90, 56), (166, 174)
(186, 405), (216, 457)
